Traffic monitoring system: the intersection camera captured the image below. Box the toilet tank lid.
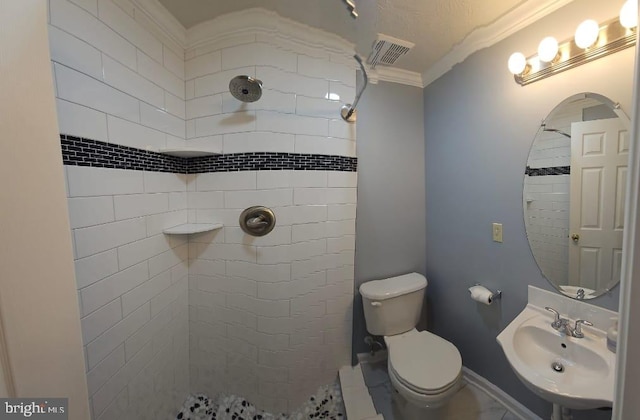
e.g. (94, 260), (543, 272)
(359, 273), (427, 300)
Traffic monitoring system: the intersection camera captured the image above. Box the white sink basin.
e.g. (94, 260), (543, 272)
(497, 304), (616, 409)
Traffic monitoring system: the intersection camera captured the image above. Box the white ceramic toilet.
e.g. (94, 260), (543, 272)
(360, 272), (463, 416)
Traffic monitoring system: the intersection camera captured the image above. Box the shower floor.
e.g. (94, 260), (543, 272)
(175, 382), (345, 420)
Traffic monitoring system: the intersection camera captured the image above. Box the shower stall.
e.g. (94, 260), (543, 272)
(48, 0), (363, 418)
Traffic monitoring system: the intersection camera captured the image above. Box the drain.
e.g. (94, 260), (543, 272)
(552, 361), (564, 373)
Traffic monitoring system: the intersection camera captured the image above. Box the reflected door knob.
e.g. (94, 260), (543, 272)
(571, 233), (580, 242)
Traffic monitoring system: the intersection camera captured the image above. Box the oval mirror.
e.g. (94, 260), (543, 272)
(523, 92), (630, 300)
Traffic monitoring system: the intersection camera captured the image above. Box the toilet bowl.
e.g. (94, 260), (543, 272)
(359, 273), (463, 412)
(386, 329), (462, 408)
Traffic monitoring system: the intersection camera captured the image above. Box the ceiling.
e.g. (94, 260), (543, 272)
(158, 0), (528, 74)
(374, 0), (526, 73)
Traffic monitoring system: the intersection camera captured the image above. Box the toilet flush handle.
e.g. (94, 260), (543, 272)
(371, 301), (382, 307)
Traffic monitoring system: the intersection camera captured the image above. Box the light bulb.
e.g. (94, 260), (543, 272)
(620, 0), (638, 29)
(508, 52), (527, 75)
(538, 37), (559, 62)
(575, 19), (600, 49)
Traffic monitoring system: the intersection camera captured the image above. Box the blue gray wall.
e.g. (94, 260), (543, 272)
(353, 81), (426, 357)
(423, 1), (634, 418)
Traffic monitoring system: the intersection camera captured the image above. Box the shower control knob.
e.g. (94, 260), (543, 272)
(246, 216), (268, 228)
(239, 206), (275, 237)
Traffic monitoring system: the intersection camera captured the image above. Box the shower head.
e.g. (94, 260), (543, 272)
(229, 76), (263, 103)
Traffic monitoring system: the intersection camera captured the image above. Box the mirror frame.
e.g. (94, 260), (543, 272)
(523, 92), (631, 299)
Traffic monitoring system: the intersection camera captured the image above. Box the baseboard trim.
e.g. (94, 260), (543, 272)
(462, 367), (542, 420)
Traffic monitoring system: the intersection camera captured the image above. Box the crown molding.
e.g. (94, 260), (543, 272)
(186, 8), (355, 58)
(130, 0), (187, 49)
(128, 0), (574, 88)
(129, 2), (355, 61)
(368, 66), (423, 88)
(422, 0), (575, 87)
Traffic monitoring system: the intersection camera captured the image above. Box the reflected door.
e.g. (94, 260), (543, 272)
(569, 118), (628, 291)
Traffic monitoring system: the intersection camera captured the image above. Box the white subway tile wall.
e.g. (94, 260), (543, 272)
(49, 0), (185, 151)
(186, 43), (356, 155)
(188, 170), (356, 412)
(50, 0), (189, 418)
(51, 0), (357, 416)
(185, 36), (356, 412)
(67, 166), (189, 419)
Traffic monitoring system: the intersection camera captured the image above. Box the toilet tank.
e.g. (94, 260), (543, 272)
(359, 273), (427, 336)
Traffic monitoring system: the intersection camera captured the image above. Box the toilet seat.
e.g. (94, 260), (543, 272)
(390, 365), (461, 395)
(386, 329), (462, 395)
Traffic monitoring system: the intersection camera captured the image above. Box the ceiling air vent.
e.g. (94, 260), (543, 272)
(367, 34), (415, 68)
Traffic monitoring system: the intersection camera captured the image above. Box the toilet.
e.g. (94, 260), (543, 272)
(360, 272), (462, 415)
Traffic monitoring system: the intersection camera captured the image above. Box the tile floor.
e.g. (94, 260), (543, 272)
(361, 360), (520, 420)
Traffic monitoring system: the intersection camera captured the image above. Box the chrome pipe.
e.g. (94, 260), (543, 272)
(341, 54), (368, 123)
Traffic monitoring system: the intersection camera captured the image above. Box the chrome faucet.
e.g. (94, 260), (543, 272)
(545, 307), (594, 338)
(572, 319), (594, 338)
(545, 307), (566, 330)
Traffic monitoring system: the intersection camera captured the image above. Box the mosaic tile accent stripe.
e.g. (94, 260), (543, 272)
(187, 153), (357, 173)
(61, 135), (186, 173)
(525, 165), (570, 176)
(60, 135), (357, 173)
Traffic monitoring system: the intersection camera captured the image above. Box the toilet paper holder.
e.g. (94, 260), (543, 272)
(481, 284), (502, 300)
(470, 283), (502, 302)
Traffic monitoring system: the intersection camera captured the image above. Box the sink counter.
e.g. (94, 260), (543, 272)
(497, 292), (616, 410)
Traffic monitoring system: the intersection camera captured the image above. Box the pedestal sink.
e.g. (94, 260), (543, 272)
(497, 304), (616, 410)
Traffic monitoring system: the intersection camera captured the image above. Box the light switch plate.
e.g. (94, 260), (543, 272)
(493, 223), (503, 243)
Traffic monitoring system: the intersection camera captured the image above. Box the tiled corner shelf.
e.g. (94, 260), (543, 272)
(157, 148), (221, 158)
(162, 223), (223, 235)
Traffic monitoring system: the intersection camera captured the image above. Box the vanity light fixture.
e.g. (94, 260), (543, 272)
(508, 4), (637, 86)
(620, 0), (638, 30)
(575, 19), (600, 49)
(508, 52), (528, 75)
(538, 36), (559, 62)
